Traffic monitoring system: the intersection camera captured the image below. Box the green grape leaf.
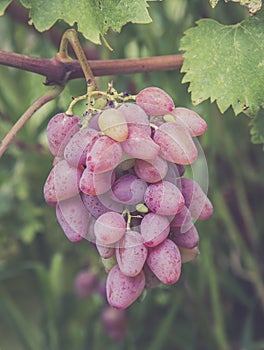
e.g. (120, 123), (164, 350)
(250, 108), (264, 146)
(180, 11), (264, 116)
(0, 0), (13, 15)
(209, 0), (262, 13)
(19, 0), (159, 44)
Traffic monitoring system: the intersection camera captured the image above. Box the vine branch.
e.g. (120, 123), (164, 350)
(0, 50), (184, 85)
(0, 85), (64, 158)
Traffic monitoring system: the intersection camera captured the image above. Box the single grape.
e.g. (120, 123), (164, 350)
(164, 162), (185, 184)
(80, 168), (115, 196)
(169, 107), (207, 137)
(144, 180), (185, 215)
(170, 206), (193, 232)
(111, 174), (147, 206)
(178, 246), (200, 263)
(98, 108), (128, 142)
(74, 269), (98, 298)
(86, 135), (123, 173)
(179, 178), (214, 220)
(146, 239), (181, 284)
(121, 127), (160, 160)
(96, 243), (115, 259)
(171, 224), (199, 248)
(94, 212), (126, 245)
(141, 213), (170, 247)
(43, 159), (82, 204)
(81, 192), (110, 218)
(100, 306), (128, 341)
(134, 156), (168, 183)
(64, 127), (98, 168)
(154, 122), (198, 165)
(46, 113), (80, 157)
(136, 87), (175, 116)
(56, 195), (91, 242)
(106, 264), (145, 309)
(117, 103), (151, 135)
(116, 230), (148, 277)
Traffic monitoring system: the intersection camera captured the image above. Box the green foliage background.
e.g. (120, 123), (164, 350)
(0, 1), (264, 349)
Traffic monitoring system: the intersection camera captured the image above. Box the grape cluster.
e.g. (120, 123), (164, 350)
(43, 86), (213, 309)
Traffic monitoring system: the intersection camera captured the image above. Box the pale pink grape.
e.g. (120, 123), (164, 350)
(154, 122), (198, 165)
(94, 212), (126, 245)
(169, 107), (207, 136)
(64, 128), (98, 168)
(80, 168), (114, 195)
(121, 128), (160, 160)
(98, 108), (128, 142)
(136, 87), (175, 116)
(141, 213), (170, 247)
(86, 135), (123, 173)
(179, 178), (214, 220)
(146, 239), (181, 284)
(43, 159), (82, 204)
(171, 224), (199, 248)
(134, 156), (168, 183)
(46, 113), (80, 157)
(56, 195), (91, 242)
(116, 231), (148, 277)
(106, 265), (145, 309)
(144, 180), (185, 215)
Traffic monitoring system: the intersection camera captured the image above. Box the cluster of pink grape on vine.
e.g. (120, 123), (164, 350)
(43, 86), (213, 309)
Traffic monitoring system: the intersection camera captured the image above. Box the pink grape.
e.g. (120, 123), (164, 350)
(74, 269), (98, 298)
(134, 156), (168, 183)
(121, 127), (160, 160)
(101, 306), (128, 341)
(154, 122), (198, 165)
(94, 212), (126, 245)
(46, 113), (80, 157)
(80, 168), (114, 195)
(170, 206), (193, 231)
(86, 135), (123, 173)
(146, 239), (181, 284)
(111, 174), (147, 205)
(116, 230), (148, 277)
(179, 178), (214, 220)
(169, 107), (207, 136)
(96, 243), (115, 259)
(144, 180), (185, 215)
(117, 103), (151, 134)
(164, 162), (185, 184)
(106, 265), (145, 309)
(171, 224), (199, 248)
(56, 195), (91, 242)
(136, 87), (175, 116)
(43, 159), (82, 204)
(141, 213), (170, 247)
(81, 192), (110, 218)
(64, 128), (98, 168)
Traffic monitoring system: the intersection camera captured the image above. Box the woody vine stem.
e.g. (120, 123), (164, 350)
(0, 29), (184, 159)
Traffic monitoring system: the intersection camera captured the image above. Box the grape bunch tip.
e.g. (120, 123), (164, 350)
(43, 84), (213, 309)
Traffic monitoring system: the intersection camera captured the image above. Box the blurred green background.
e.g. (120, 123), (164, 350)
(1, 1), (264, 349)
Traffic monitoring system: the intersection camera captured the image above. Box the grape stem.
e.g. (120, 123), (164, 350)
(66, 82), (137, 115)
(58, 29), (97, 106)
(0, 85), (64, 158)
